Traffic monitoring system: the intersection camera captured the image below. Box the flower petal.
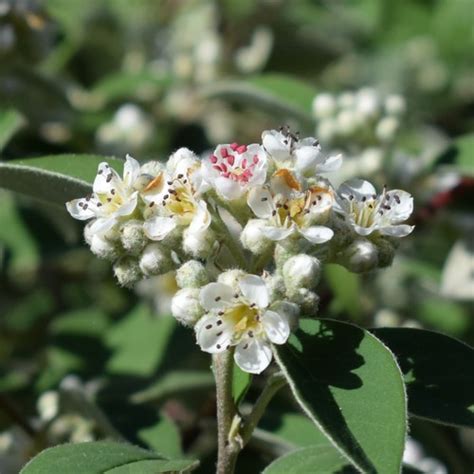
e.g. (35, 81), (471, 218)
(294, 144), (321, 172)
(115, 192), (138, 217)
(379, 224), (414, 237)
(189, 200), (212, 233)
(261, 130), (290, 161)
(339, 179), (376, 201)
(144, 216), (177, 240)
(215, 177), (242, 200)
(93, 163), (123, 195)
(385, 190), (413, 222)
(88, 216), (117, 235)
(299, 225), (334, 243)
(248, 187), (274, 219)
(239, 275), (269, 308)
(261, 225), (295, 241)
(317, 154), (343, 173)
(234, 337), (272, 374)
(262, 310), (290, 344)
(124, 154), (141, 188)
(199, 282), (234, 311)
(66, 198), (97, 220)
(196, 314), (234, 353)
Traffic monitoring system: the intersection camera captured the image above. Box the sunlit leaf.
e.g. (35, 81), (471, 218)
(274, 318), (406, 473)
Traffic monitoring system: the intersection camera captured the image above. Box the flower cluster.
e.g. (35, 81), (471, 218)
(66, 127), (413, 373)
(312, 88), (406, 146)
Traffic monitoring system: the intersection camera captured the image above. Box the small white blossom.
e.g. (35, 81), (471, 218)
(262, 128), (341, 175)
(335, 179), (414, 237)
(66, 155), (141, 235)
(202, 143), (267, 200)
(196, 275), (290, 374)
(282, 254), (321, 290)
(171, 288), (204, 326)
(247, 170), (334, 244)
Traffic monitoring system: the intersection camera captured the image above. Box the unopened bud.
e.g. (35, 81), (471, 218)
(385, 95), (406, 116)
(288, 288), (320, 316)
(312, 93), (336, 119)
(241, 219), (272, 254)
(218, 269), (247, 291)
(176, 260), (209, 288)
(171, 288), (204, 326)
(263, 274), (286, 301)
(373, 237), (396, 268)
(183, 228), (215, 259)
(342, 239), (379, 273)
(88, 233), (119, 260)
(375, 116), (399, 142)
(356, 88), (380, 120)
(139, 243), (172, 276)
(120, 220), (147, 255)
(336, 109), (360, 136)
(113, 257), (141, 287)
(283, 254), (321, 290)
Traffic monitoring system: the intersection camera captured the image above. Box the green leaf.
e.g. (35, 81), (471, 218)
(372, 327), (474, 428)
(274, 318), (407, 473)
(0, 154), (123, 205)
(20, 441), (198, 474)
(324, 264), (362, 320)
(105, 304), (175, 376)
(0, 108), (25, 152)
(262, 445), (349, 474)
(201, 74), (316, 125)
(138, 414), (183, 458)
(131, 370), (214, 404)
(232, 362), (252, 406)
(437, 133), (474, 177)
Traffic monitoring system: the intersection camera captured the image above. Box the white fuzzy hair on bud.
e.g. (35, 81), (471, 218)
(288, 288), (320, 316)
(283, 254), (321, 291)
(240, 219), (272, 254)
(217, 269), (247, 291)
(176, 260), (209, 288)
(120, 220), (147, 255)
(171, 288), (204, 327)
(342, 239), (379, 273)
(113, 257), (141, 287)
(139, 243), (171, 276)
(182, 228), (215, 259)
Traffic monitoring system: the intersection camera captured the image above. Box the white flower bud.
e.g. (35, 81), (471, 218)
(342, 239), (379, 273)
(359, 147), (384, 175)
(288, 288), (320, 316)
(37, 390), (59, 422)
(139, 243), (172, 276)
(312, 93), (337, 119)
(336, 109), (360, 136)
(283, 254), (321, 291)
(218, 269), (247, 291)
(167, 147), (199, 175)
(375, 116), (399, 142)
(120, 220), (147, 255)
(373, 237), (396, 268)
(113, 257), (142, 287)
(356, 88), (380, 119)
(241, 219), (272, 254)
(183, 228), (215, 259)
(385, 95), (406, 116)
(140, 160), (165, 176)
(171, 288), (204, 327)
(274, 244), (298, 270)
(176, 260), (209, 288)
(263, 274), (286, 301)
(271, 300), (300, 330)
(88, 233), (119, 260)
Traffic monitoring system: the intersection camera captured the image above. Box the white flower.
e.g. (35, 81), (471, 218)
(335, 179), (414, 237)
(312, 93), (337, 119)
(262, 128), (342, 175)
(202, 143), (267, 200)
(143, 160), (211, 243)
(66, 155), (141, 234)
(196, 275), (290, 374)
(247, 170), (334, 244)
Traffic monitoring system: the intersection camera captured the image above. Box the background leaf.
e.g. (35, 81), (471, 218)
(0, 108), (25, 152)
(20, 441), (197, 474)
(232, 362), (252, 406)
(200, 74), (316, 126)
(262, 445), (349, 474)
(0, 155), (123, 205)
(274, 318), (407, 473)
(372, 327), (474, 428)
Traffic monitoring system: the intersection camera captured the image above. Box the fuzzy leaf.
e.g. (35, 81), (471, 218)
(0, 154), (123, 205)
(274, 318), (406, 473)
(372, 327), (474, 428)
(20, 441), (198, 474)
